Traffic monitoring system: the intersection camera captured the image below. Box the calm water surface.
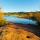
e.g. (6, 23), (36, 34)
(4, 16), (37, 25)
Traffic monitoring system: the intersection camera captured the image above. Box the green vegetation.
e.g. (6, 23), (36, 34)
(0, 19), (8, 27)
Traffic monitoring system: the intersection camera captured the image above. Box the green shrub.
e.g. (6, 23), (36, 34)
(0, 19), (8, 27)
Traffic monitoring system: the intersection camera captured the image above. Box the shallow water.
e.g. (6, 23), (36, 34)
(4, 16), (37, 25)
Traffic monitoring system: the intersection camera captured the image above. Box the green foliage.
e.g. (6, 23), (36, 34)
(0, 19), (8, 27)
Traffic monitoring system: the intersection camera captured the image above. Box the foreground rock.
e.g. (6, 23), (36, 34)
(0, 23), (40, 40)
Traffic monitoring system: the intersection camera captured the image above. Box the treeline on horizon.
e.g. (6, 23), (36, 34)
(4, 11), (40, 14)
(4, 12), (40, 22)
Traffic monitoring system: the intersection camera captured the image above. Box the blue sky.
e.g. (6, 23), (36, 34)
(0, 0), (40, 12)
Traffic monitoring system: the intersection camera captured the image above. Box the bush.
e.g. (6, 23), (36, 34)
(0, 19), (8, 27)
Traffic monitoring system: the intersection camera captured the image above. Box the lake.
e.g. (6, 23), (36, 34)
(4, 16), (37, 25)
